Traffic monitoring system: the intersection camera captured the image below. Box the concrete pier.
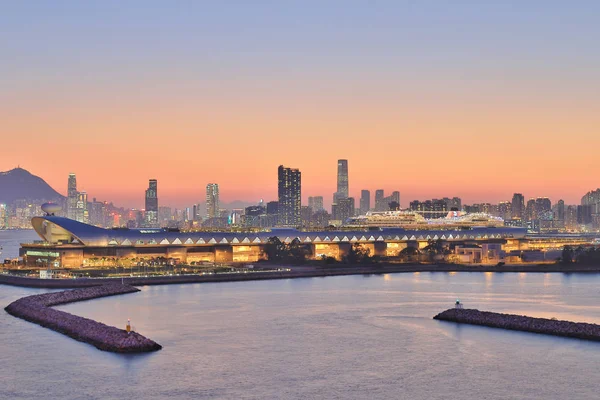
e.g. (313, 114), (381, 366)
(434, 308), (600, 342)
(5, 284), (162, 353)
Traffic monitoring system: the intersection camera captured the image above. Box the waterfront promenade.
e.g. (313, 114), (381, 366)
(2, 262), (600, 289)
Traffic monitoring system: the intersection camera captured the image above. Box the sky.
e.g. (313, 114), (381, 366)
(1, 1), (599, 209)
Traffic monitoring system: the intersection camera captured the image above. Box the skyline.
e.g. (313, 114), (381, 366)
(0, 163), (594, 211)
(3, 2), (600, 207)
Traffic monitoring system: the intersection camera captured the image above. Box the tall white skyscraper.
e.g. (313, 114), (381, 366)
(206, 183), (220, 219)
(333, 159), (349, 203)
(67, 173), (78, 219)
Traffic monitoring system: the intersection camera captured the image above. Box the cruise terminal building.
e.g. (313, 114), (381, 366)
(20, 216), (528, 268)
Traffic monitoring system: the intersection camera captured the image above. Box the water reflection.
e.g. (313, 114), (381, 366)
(3, 272), (600, 400)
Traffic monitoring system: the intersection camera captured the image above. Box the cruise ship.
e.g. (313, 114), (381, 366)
(345, 210), (505, 229)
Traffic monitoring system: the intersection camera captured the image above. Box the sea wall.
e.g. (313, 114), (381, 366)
(5, 284), (162, 353)
(434, 308), (600, 342)
(3, 263), (600, 289)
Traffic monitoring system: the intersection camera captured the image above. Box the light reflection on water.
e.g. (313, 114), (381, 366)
(2, 272), (600, 399)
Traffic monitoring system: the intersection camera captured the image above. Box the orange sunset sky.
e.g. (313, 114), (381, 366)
(2, 2), (599, 208)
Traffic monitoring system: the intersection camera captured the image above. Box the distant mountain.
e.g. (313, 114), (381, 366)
(0, 168), (64, 204)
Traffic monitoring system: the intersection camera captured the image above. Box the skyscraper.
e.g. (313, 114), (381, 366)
(374, 189), (385, 211)
(67, 173), (78, 220)
(89, 198), (107, 227)
(0, 203), (8, 229)
(359, 190), (370, 215)
(334, 197), (355, 223)
(144, 179), (159, 227)
(498, 201), (512, 220)
(535, 197), (552, 217)
(76, 191), (88, 223)
(375, 190), (400, 211)
(206, 183), (220, 219)
(278, 165), (301, 226)
(308, 196), (324, 212)
(334, 159), (349, 203)
(556, 199), (565, 221)
(525, 198), (536, 221)
(511, 193), (525, 219)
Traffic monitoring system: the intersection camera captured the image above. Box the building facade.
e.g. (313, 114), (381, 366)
(21, 216), (528, 268)
(359, 190), (370, 215)
(334, 159), (349, 203)
(511, 193), (525, 220)
(308, 196), (324, 213)
(206, 183), (220, 219)
(67, 173), (78, 220)
(277, 165), (301, 227)
(145, 179), (159, 227)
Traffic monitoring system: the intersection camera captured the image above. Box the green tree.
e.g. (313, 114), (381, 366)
(422, 239), (449, 262)
(263, 236), (310, 264)
(343, 243), (374, 264)
(561, 246), (575, 264)
(288, 238), (310, 264)
(264, 236), (287, 262)
(398, 246), (420, 263)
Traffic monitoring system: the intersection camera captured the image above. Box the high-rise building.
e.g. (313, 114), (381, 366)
(144, 179), (158, 227)
(301, 206), (313, 227)
(334, 159), (349, 203)
(525, 198), (536, 221)
(206, 183), (220, 219)
(577, 204), (593, 225)
(0, 203), (8, 229)
(511, 193), (525, 219)
(565, 205), (578, 230)
(308, 196), (324, 213)
(89, 198), (107, 227)
(498, 201), (512, 220)
(67, 173), (78, 220)
(359, 190), (370, 215)
(76, 191), (88, 223)
(409, 199), (447, 219)
(158, 206), (172, 227)
(278, 165), (301, 226)
(333, 197), (355, 223)
(582, 189), (600, 215)
(556, 199), (565, 222)
(535, 197), (552, 217)
(442, 197), (462, 211)
(374, 190), (385, 211)
(266, 201), (279, 216)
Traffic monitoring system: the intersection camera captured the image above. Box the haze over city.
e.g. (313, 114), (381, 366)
(3, 1), (600, 208)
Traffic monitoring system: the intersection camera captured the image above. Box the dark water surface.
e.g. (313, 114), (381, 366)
(2, 272), (600, 399)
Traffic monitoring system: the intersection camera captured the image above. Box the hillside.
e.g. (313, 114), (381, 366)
(0, 168), (64, 204)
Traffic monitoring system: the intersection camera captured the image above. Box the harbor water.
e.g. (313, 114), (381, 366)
(2, 267), (600, 399)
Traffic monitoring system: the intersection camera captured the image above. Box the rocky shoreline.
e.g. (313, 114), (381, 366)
(434, 308), (600, 342)
(4, 284), (162, 353)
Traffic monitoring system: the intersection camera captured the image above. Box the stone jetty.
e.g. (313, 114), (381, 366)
(434, 308), (600, 342)
(5, 284), (162, 353)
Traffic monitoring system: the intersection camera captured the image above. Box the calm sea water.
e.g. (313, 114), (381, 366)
(0, 229), (39, 260)
(2, 272), (600, 399)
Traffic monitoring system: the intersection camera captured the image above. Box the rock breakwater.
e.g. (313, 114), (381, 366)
(434, 308), (600, 342)
(5, 284), (162, 353)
